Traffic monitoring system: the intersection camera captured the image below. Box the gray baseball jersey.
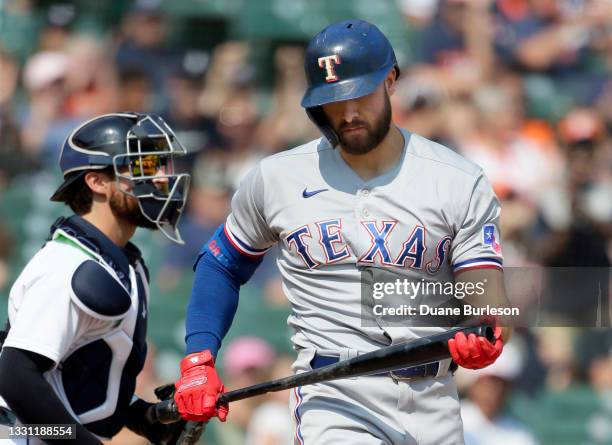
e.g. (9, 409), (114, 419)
(225, 128), (503, 353)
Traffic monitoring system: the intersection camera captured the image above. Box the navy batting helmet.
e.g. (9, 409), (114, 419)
(301, 19), (399, 146)
(51, 112), (191, 244)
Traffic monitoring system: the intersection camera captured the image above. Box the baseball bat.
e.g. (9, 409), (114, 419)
(151, 323), (494, 429)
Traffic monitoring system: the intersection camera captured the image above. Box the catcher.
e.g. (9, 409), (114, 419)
(0, 113), (189, 444)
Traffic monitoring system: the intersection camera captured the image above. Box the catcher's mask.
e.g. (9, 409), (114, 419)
(51, 112), (191, 244)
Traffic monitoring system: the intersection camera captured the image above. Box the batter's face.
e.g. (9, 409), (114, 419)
(322, 72), (395, 155)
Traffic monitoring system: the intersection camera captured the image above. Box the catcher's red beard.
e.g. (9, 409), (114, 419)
(109, 188), (157, 229)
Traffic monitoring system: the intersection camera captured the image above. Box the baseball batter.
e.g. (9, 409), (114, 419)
(175, 20), (511, 445)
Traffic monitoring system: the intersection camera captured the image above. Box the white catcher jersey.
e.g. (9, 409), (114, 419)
(226, 129), (503, 353)
(0, 224), (148, 437)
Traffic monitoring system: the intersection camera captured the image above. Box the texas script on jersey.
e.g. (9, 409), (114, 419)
(285, 219), (450, 273)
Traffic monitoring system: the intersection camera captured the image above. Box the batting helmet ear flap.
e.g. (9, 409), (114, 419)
(306, 106), (339, 147)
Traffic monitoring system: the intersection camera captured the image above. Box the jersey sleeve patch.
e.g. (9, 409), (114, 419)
(452, 257), (503, 273)
(70, 260), (131, 320)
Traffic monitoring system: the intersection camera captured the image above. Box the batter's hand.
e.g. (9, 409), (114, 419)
(174, 350), (229, 422)
(448, 326), (503, 369)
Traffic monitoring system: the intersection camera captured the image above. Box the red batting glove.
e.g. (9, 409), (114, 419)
(174, 350), (229, 422)
(448, 326), (504, 370)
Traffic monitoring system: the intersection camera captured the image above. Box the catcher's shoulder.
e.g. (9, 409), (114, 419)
(20, 239), (92, 280)
(70, 259), (132, 319)
(14, 238), (131, 320)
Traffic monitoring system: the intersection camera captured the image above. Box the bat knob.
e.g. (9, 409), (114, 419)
(148, 399), (182, 424)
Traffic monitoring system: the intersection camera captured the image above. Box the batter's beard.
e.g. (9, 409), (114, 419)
(336, 91), (392, 155)
(109, 188), (157, 230)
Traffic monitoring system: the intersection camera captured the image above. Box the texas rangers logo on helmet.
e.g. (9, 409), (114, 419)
(318, 54), (341, 82)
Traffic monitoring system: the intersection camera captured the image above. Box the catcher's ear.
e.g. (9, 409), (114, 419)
(84, 171), (113, 196)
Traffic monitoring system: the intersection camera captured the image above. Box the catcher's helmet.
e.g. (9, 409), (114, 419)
(301, 19), (399, 146)
(51, 112), (191, 244)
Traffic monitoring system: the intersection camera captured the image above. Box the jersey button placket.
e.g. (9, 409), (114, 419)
(360, 189), (370, 218)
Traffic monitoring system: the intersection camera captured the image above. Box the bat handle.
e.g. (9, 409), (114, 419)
(466, 323), (495, 344)
(218, 392), (229, 405)
(177, 421), (207, 445)
(148, 400), (207, 445)
(147, 399), (182, 424)
(479, 324), (496, 343)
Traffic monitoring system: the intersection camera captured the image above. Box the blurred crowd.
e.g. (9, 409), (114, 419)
(1, 0), (612, 444)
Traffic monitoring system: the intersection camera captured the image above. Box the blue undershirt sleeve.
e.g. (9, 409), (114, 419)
(185, 224), (264, 356)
